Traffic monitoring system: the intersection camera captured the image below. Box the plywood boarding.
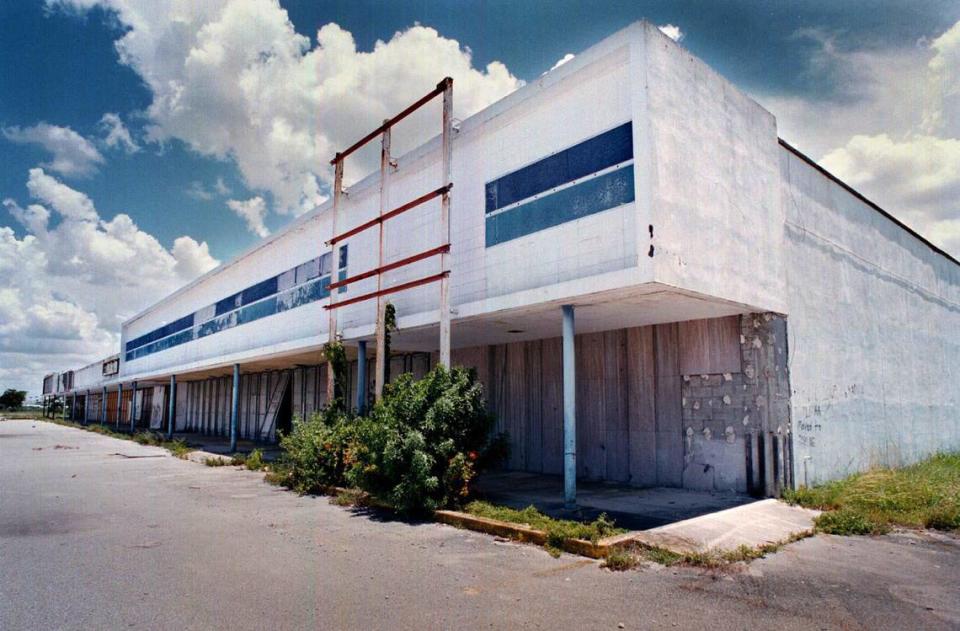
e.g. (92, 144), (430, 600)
(678, 315), (741, 375)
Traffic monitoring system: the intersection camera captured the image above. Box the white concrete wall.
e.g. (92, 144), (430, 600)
(72, 361), (103, 391)
(641, 22), (786, 314)
(781, 146), (960, 485)
(120, 25), (650, 380)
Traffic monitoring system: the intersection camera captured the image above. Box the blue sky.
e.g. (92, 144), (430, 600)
(1, 0), (959, 394)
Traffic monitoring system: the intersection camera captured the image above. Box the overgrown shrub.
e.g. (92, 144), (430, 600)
(275, 406), (357, 493)
(344, 366), (501, 515)
(276, 365), (506, 515)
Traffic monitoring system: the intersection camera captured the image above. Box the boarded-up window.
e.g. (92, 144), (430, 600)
(678, 316), (741, 375)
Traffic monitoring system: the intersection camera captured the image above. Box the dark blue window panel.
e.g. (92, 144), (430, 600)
(241, 276), (278, 306)
(485, 122), (632, 213)
(237, 295), (278, 326)
(485, 165), (635, 247)
(125, 313), (194, 352)
(127, 249), (349, 361)
(215, 293), (241, 316)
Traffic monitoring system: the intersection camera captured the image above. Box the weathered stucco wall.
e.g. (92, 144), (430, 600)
(642, 22), (786, 314)
(454, 313), (788, 494)
(781, 146), (960, 485)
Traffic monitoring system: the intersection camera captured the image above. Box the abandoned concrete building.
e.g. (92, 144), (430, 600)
(42, 22), (960, 501)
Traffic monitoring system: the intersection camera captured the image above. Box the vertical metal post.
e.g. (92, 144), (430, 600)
(116, 383), (122, 430)
(167, 375), (176, 440)
(62, 395), (67, 421)
(356, 340), (368, 413)
(438, 78), (453, 369)
(230, 365), (239, 452)
(374, 125), (391, 401)
(101, 386), (106, 427)
(70, 393), (75, 421)
(129, 381), (137, 433)
(83, 390), (89, 425)
(562, 304), (577, 509)
(326, 157), (344, 405)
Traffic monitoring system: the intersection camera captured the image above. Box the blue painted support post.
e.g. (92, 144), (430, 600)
(562, 304), (577, 509)
(356, 340), (368, 414)
(167, 375), (176, 440)
(100, 386), (106, 426)
(130, 381), (137, 433)
(83, 390), (89, 425)
(229, 364), (239, 453)
(116, 383), (122, 430)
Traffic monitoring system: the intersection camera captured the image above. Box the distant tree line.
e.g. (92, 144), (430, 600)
(0, 389), (28, 410)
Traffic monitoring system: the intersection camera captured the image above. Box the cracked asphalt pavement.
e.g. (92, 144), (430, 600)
(2, 419), (958, 630)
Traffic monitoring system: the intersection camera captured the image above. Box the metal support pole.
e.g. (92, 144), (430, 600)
(356, 340), (368, 414)
(116, 383), (122, 430)
(230, 365), (239, 453)
(562, 304), (577, 509)
(83, 390), (89, 425)
(167, 375), (176, 440)
(101, 386), (106, 427)
(326, 157), (344, 405)
(374, 124), (391, 401)
(130, 381), (137, 433)
(438, 78), (453, 369)
(62, 394), (67, 421)
(70, 393), (75, 421)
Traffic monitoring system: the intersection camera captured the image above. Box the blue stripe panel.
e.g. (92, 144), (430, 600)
(126, 313), (195, 352)
(485, 165), (635, 247)
(126, 248), (349, 361)
(485, 122), (632, 213)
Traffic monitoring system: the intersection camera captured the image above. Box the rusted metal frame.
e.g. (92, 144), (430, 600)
(330, 77), (453, 166)
(326, 184), (451, 246)
(438, 80), (453, 368)
(326, 158), (344, 402)
(328, 244), (450, 290)
(325, 272), (449, 311)
(374, 126), (391, 401)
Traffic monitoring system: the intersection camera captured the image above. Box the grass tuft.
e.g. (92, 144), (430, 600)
(463, 500), (625, 556)
(784, 452), (960, 535)
(602, 547), (642, 571)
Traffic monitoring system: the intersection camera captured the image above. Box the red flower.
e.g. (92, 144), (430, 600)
(468, 450), (479, 461)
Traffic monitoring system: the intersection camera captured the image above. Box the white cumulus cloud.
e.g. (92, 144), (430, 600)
(1, 169), (218, 395)
(48, 0), (523, 221)
(658, 24), (684, 42)
(227, 196), (270, 237)
(3, 122), (105, 177)
(99, 112), (140, 153)
(758, 20), (960, 258)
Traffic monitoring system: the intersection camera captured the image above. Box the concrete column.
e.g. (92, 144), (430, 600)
(167, 375), (176, 440)
(356, 341), (368, 414)
(116, 383), (123, 430)
(230, 365), (239, 452)
(100, 386), (106, 426)
(562, 304), (576, 509)
(130, 381), (137, 433)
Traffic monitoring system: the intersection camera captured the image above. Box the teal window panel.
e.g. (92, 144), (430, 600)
(485, 165), (635, 247)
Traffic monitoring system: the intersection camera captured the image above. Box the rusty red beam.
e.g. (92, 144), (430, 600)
(331, 77), (453, 165)
(329, 244), (450, 290)
(324, 272), (449, 311)
(327, 184), (451, 246)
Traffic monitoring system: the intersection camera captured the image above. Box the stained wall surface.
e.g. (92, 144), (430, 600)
(781, 146), (960, 485)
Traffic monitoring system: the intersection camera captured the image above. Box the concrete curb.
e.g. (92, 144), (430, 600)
(433, 509), (633, 559)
